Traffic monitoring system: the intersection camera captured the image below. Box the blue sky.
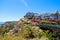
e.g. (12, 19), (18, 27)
(0, 0), (60, 22)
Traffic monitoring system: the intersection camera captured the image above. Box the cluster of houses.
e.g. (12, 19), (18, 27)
(1, 11), (60, 27)
(24, 10), (60, 20)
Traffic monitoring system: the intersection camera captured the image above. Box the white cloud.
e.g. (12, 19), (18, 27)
(20, 0), (33, 11)
(20, 0), (28, 7)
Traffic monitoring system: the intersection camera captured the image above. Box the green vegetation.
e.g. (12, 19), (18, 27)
(0, 24), (57, 40)
(0, 18), (60, 40)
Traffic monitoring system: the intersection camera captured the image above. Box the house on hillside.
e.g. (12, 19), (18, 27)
(43, 11), (60, 20)
(24, 12), (34, 19)
(58, 14), (60, 20)
(24, 12), (41, 20)
(49, 11), (60, 20)
(41, 13), (50, 20)
(33, 13), (41, 19)
(49, 14), (57, 20)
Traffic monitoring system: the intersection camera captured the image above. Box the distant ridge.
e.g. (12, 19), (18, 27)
(0, 22), (4, 24)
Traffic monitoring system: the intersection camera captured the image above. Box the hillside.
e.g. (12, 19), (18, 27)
(0, 18), (56, 40)
(0, 12), (60, 40)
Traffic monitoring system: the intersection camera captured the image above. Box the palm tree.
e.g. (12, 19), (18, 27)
(55, 10), (59, 24)
(55, 10), (59, 20)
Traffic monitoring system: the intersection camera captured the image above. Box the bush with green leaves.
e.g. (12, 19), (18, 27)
(0, 23), (57, 40)
(19, 25), (43, 38)
(0, 27), (9, 36)
(0, 33), (26, 40)
(42, 30), (56, 40)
